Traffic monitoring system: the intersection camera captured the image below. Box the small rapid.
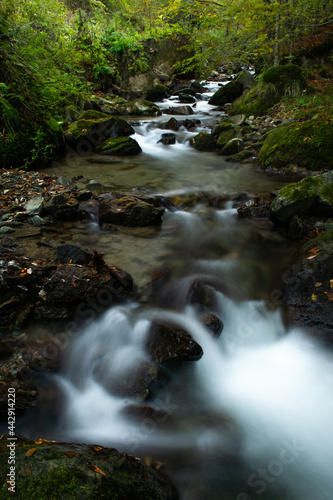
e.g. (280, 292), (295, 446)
(55, 204), (333, 500)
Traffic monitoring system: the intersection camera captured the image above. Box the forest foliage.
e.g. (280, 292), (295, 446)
(0, 0), (332, 167)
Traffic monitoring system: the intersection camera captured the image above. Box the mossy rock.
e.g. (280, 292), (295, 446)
(0, 434), (179, 500)
(216, 128), (242, 149)
(115, 99), (162, 116)
(258, 118), (333, 171)
(262, 64), (308, 95)
(270, 171), (333, 223)
(146, 84), (169, 102)
(219, 138), (243, 155)
(171, 55), (200, 79)
(192, 131), (217, 151)
(79, 110), (109, 120)
(69, 116), (135, 144)
(212, 119), (234, 137)
(229, 82), (279, 117)
(96, 136), (142, 156)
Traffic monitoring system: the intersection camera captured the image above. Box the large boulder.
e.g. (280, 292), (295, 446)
(192, 132), (217, 151)
(229, 64), (307, 117)
(229, 81), (279, 117)
(43, 194), (79, 221)
(98, 193), (164, 226)
(258, 117), (333, 171)
(0, 434), (179, 499)
(270, 172), (333, 224)
(68, 114), (135, 145)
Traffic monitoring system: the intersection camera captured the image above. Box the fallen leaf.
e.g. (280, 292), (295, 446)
(25, 448), (36, 457)
(64, 451), (76, 458)
(315, 282), (322, 287)
(24, 467), (32, 476)
(325, 292), (333, 302)
(311, 294), (317, 302)
(93, 446), (102, 452)
(34, 438), (56, 445)
(87, 460), (106, 476)
(330, 279), (333, 289)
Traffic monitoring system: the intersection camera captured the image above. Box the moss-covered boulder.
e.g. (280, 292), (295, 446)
(258, 118), (333, 171)
(192, 131), (217, 151)
(229, 82), (279, 117)
(216, 128), (242, 149)
(96, 137), (142, 156)
(68, 116), (135, 145)
(262, 63), (307, 96)
(146, 84), (169, 102)
(0, 434), (179, 499)
(270, 171), (333, 223)
(219, 138), (243, 155)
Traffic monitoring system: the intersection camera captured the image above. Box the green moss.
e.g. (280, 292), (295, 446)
(258, 118), (333, 170)
(263, 64), (307, 95)
(145, 84), (169, 102)
(79, 110), (109, 120)
(229, 82), (279, 117)
(192, 131), (216, 151)
(95, 136), (142, 155)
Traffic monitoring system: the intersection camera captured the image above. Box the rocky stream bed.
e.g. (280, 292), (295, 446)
(1, 68), (333, 499)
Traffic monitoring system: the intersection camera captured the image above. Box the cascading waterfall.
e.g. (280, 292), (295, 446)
(56, 204), (333, 500)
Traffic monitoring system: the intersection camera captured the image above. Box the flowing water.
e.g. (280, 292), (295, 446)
(36, 81), (333, 499)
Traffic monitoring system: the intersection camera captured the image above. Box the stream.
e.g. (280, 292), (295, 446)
(23, 82), (333, 499)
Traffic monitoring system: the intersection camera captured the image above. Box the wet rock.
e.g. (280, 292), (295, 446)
(56, 244), (93, 265)
(43, 261), (134, 306)
(192, 132), (216, 151)
(0, 253), (134, 330)
(217, 129), (242, 149)
(282, 230), (333, 336)
(187, 282), (216, 310)
(98, 193), (164, 226)
(164, 117), (180, 131)
(219, 138), (243, 155)
(98, 360), (161, 401)
(146, 323), (204, 363)
(208, 80), (243, 106)
(163, 106), (194, 116)
(146, 83), (169, 102)
(0, 226), (14, 234)
(29, 215), (48, 227)
(0, 434), (179, 500)
(0, 383), (37, 418)
(270, 172), (333, 224)
(43, 194), (80, 221)
(199, 312), (223, 338)
(178, 93), (196, 104)
(121, 404), (172, 423)
(95, 136), (142, 156)
(158, 133), (176, 145)
(189, 80), (205, 92)
(33, 305), (73, 320)
(237, 197), (270, 220)
(24, 196), (44, 216)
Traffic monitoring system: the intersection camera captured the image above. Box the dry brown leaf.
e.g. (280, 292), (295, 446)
(25, 448), (36, 457)
(24, 467), (32, 476)
(93, 446), (103, 452)
(87, 460), (106, 476)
